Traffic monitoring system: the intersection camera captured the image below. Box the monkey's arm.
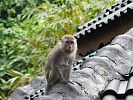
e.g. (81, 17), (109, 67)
(54, 64), (66, 83)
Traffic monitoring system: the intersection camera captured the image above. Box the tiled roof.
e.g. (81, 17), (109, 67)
(74, 0), (133, 39)
(18, 28), (133, 100)
(102, 67), (133, 100)
(74, 27), (133, 100)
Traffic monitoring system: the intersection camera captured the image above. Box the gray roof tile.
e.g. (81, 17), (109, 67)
(74, 0), (133, 39)
(102, 67), (133, 100)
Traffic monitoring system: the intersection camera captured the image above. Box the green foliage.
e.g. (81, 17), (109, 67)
(0, 0), (115, 99)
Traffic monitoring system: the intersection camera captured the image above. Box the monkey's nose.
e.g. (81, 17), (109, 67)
(69, 47), (72, 50)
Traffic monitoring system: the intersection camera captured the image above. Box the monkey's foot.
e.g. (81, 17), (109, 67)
(69, 81), (74, 85)
(60, 80), (69, 84)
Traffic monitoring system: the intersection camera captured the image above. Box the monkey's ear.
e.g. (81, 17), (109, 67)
(61, 38), (65, 43)
(60, 38), (63, 42)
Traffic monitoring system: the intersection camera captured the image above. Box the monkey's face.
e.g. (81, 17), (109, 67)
(61, 35), (77, 54)
(62, 40), (75, 53)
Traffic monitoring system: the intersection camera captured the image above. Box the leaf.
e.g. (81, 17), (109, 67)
(8, 77), (18, 84)
(6, 69), (23, 77)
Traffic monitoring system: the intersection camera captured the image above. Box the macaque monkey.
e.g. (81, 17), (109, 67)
(45, 35), (77, 94)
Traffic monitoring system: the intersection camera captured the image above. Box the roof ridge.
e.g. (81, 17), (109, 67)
(74, 0), (133, 39)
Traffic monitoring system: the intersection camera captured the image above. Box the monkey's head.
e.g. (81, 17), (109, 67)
(61, 35), (77, 54)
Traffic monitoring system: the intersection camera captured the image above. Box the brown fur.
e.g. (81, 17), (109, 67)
(45, 35), (77, 94)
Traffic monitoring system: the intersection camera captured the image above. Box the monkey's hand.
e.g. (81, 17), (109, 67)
(65, 79), (74, 85)
(60, 79), (68, 84)
(65, 78), (70, 83)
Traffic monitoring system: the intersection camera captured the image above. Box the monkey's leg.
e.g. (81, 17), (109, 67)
(64, 67), (72, 83)
(55, 66), (66, 83)
(45, 71), (50, 82)
(45, 84), (51, 95)
(46, 72), (59, 94)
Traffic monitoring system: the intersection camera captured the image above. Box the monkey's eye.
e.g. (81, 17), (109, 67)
(70, 41), (74, 44)
(65, 41), (69, 44)
(65, 41), (74, 44)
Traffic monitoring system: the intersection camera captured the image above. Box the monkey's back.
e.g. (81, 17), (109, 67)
(44, 43), (62, 79)
(44, 44), (62, 90)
